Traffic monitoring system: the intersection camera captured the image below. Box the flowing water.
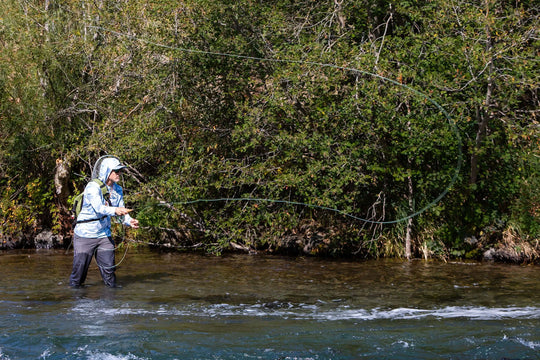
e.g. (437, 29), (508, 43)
(0, 248), (538, 359)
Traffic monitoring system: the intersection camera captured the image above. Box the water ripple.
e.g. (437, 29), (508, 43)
(70, 300), (540, 321)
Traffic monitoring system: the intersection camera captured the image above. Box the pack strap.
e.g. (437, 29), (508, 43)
(75, 215), (109, 224)
(73, 178), (111, 226)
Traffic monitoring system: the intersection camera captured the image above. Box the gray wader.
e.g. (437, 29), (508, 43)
(69, 234), (116, 287)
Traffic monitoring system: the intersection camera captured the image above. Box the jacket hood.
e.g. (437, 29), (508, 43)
(98, 157), (126, 183)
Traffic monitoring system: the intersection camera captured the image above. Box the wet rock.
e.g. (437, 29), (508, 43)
(483, 248), (496, 261)
(34, 230), (63, 249)
(0, 232), (31, 249)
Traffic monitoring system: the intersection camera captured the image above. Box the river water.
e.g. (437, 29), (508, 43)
(0, 248), (538, 360)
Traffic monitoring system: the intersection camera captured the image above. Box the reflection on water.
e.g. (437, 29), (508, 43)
(0, 248), (539, 359)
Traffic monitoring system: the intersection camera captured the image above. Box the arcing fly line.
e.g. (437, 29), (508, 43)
(90, 26), (463, 225)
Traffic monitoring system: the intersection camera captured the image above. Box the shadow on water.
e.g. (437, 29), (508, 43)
(117, 271), (174, 286)
(0, 248), (539, 359)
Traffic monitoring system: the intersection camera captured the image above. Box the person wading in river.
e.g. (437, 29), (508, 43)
(69, 157), (139, 287)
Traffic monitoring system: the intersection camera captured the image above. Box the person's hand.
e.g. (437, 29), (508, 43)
(115, 207), (133, 216)
(130, 219), (140, 229)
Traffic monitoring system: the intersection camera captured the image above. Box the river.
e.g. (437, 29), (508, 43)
(0, 248), (538, 359)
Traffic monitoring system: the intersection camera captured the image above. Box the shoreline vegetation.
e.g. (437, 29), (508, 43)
(0, 0), (538, 263)
(1, 226), (539, 265)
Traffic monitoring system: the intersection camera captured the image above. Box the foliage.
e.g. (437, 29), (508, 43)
(0, 0), (538, 260)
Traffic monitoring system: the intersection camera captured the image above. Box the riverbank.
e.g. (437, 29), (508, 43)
(1, 227), (538, 264)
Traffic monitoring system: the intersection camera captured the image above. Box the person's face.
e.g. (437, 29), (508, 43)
(108, 170), (121, 183)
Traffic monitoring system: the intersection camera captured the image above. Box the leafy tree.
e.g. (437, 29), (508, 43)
(0, 0), (537, 260)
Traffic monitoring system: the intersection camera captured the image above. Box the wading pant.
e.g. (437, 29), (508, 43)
(69, 234), (116, 287)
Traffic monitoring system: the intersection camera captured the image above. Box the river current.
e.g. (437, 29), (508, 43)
(0, 248), (538, 359)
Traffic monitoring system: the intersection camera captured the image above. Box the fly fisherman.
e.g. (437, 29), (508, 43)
(69, 157), (139, 288)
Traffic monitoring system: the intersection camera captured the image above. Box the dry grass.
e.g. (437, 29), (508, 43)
(484, 225), (540, 263)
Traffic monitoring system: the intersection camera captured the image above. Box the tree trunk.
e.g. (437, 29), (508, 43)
(405, 174), (413, 260)
(470, 0), (495, 187)
(405, 120), (414, 260)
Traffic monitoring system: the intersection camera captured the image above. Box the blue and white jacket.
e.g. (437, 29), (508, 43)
(74, 157), (134, 238)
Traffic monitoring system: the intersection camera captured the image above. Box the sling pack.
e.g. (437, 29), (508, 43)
(71, 178), (110, 226)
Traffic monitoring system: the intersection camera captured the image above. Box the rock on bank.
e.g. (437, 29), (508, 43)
(0, 230), (65, 250)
